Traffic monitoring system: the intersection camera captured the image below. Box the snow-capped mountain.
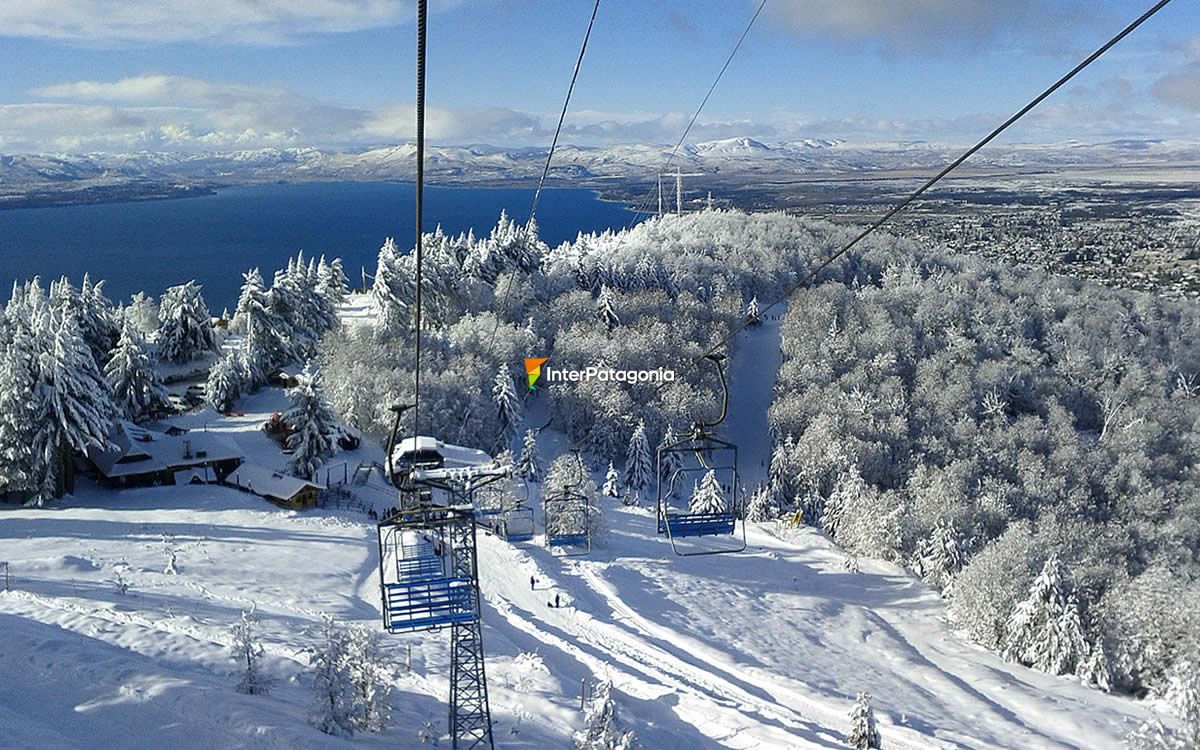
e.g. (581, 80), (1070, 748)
(3, 137), (1198, 207)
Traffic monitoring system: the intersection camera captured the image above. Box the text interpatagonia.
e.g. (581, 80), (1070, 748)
(544, 366), (677, 384)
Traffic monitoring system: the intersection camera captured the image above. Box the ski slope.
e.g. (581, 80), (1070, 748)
(0, 481), (1156, 749)
(0, 299), (1162, 749)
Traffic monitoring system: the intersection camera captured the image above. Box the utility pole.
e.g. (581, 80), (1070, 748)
(675, 167), (683, 215)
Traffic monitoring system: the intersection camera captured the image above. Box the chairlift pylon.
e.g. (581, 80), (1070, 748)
(655, 354), (747, 556)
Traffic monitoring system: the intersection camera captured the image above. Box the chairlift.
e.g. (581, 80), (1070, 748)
(655, 355), (747, 556)
(377, 507), (479, 633)
(543, 450), (592, 555)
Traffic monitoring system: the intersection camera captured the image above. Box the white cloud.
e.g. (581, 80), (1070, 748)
(0, 0), (462, 45)
(764, 0), (1092, 54)
(5, 71), (1192, 154)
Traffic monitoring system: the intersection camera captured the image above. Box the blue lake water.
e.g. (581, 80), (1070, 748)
(0, 182), (636, 311)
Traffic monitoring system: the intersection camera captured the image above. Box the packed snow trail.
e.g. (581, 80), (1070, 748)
(473, 505), (1152, 749)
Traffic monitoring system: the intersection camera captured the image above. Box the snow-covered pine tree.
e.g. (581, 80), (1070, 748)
(31, 312), (117, 502)
(689, 469), (727, 514)
(317, 255), (350, 303)
(0, 326), (37, 498)
(574, 680), (639, 750)
(206, 352), (243, 413)
(232, 609), (272, 695)
(657, 426), (684, 490)
(492, 365), (521, 446)
(915, 519), (962, 591)
(345, 626), (393, 733)
(1002, 554), (1089, 676)
(309, 616), (354, 736)
(846, 692), (881, 750)
(231, 268), (269, 335)
(623, 420), (653, 494)
(157, 281), (217, 363)
(597, 284), (621, 331)
(123, 291), (159, 335)
(269, 264), (316, 357)
(285, 367), (339, 480)
(746, 295), (762, 326)
(602, 462), (621, 498)
(745, 483), (776, 522)
(372, 237), (412, 335)
(77, 274), (120, 367)
(515, 428), (543, 482)
(106, 321), (170, 422)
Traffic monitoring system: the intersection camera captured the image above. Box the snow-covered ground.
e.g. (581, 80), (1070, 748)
(0, 483), (1156, 749)
(0, 302), (1161, 749)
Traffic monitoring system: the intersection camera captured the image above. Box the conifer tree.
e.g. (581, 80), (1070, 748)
(602, 461), (621, 498)
(623, 419), (653, 494)
(371, 238), (412, 335)
(345, 626), (392, 733)
(309, 617), (354, 736)
(317, 255), (350, 303)
(32, 313), (117, 501)
(689, 469), (727, 514)
(106, 321), (170, 422)
(846, 692), (881, 750)
(285, 367), (339, 479)
(746, 295), (762, 326)
(515, 428), (543, 482)
(1003, 554), (1089, 676)
(492, 365), (521, 446)
(232, 609), (272, 695)
(597, 284), (621, 331)
(916, 519), (962, 590)
(206, 352), (243, 413)
(746, 483), (776, 522)
(0, 327), (37, 498)
(157, 281), (216, 363)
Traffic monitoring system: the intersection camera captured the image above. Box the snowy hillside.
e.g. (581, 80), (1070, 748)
(0, 306), (1168, 750)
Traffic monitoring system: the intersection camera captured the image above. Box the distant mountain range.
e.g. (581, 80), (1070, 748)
(2, 137), (1198, 208)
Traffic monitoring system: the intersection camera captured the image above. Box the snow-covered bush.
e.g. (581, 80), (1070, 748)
(574, 680), (638, 750)
(845, 692), (880, 750)
(232, 609), (272, 695)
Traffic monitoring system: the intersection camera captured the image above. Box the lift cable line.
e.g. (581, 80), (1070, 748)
(413, 0), (428, 443)
(627, 0), (768, 223)
(485, 0), (604, 442)
(637, 0), (1175, 402)
(515, 0), (768, 412)
(529, 0), (602, 223)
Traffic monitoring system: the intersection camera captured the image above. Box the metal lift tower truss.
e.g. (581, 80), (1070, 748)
(378, 468), (507, 750)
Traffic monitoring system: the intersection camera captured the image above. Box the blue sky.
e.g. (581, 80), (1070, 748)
(0, 0), (1197, 153)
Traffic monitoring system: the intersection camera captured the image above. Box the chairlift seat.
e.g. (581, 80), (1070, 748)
(659, 512), (736, 538)
(395, 555), (445, 581)
(383, 578), (475, 632)
(547, 533), (588, 547)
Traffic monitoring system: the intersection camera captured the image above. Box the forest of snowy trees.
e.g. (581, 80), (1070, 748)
(765, 234), (1200, 704)
(316, 207), (1199, 714)
(0, 251), (348, 504)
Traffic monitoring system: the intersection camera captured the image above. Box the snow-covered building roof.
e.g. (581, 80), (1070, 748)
(391, 435), (493, 470)
(87, 422), (244, 480)
(226, 463), (325, 505)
